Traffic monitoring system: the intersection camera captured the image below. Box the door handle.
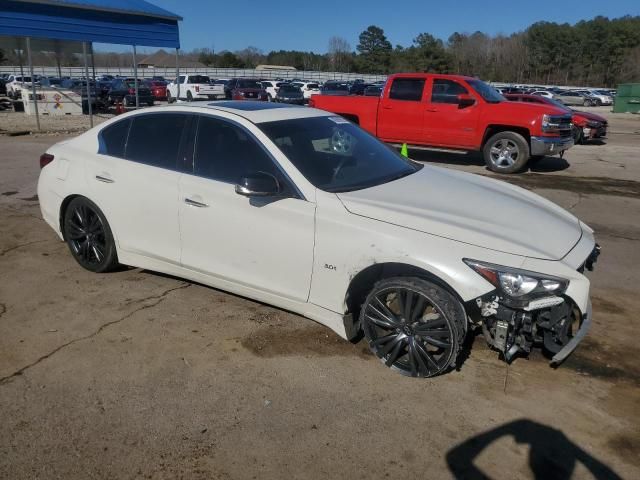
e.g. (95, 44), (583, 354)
(184, 197), (209, 208)
(95, 175), (114, 183)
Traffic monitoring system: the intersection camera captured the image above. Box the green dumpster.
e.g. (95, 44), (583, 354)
(613, 83), (640, 113)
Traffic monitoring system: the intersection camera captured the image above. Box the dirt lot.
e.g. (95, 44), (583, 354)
(1, 108), (639, 479)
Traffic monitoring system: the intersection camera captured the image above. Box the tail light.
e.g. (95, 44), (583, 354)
(308, 98), (316, 107)
(195, 85), (200, 93)
(128, 88), (135, 94)
(40, 153), (54, 169)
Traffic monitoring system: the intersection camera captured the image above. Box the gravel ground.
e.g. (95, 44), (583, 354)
(0, 107), (639, 480)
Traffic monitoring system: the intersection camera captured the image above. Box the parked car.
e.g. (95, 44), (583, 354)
(531, 90), (555, 99)
(261, 80), (286, 101)
(6, 75), (35, 99)
(320, 81), (350, 96)
(291, 82), (321, 101)
(574, 89), (613, 106)
(349, 82), (373, 95)
(505, 94), (608, 144)
(363, 85), (383, 96)
(555, 90), (596, 107)
(166, 75), (225, 102)
(0, 78), (6, 96)
(310, 73), (574, 173)
(275, 83), (304, 105)
(225, 78), (268, 101)
(108, 78), (154, 106)
(151, 76), (166, 82)
(145, 80), (168, 101)
(37, 102), (599, 378)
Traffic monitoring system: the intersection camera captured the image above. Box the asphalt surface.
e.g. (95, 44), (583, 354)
(1, 108), (639, 479)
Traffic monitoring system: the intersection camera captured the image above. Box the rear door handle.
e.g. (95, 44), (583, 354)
(184, 197), (209, 208)
(95, 175), (114, 183)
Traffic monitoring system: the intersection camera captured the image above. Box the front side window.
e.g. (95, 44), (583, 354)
(258, 116), (421, 193)
(431, 79), (468, 104)
(194, 117), (283, 185)
(467, 79), (504, 103)
(389, 78), (425, 101)
(125, 114), (189, 169)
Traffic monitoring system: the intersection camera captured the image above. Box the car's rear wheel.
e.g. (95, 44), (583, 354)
(360, 277), (465, 377)
(187, 91), (193, 102)
(63, 197), (118, 273)
(483, 131), (530, 174)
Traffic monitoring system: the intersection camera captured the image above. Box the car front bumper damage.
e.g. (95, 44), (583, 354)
(530, 136), (574, 156)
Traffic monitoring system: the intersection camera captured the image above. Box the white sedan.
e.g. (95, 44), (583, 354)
(37, 101), (598, 377)
(531, 90), (555, 99)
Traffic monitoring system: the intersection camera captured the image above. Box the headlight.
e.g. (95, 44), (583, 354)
(463, 259), (569, 299)
(587, 120), (601, 128)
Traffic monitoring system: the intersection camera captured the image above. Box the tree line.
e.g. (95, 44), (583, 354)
(1, 15), (638, 86)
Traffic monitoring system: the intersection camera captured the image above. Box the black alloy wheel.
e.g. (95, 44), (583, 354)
(361, 277), (465, 377)
(63, 197), (118, 273)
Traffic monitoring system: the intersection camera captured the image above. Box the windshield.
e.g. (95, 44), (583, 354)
(279, 85), (300, 93)
(258, 116), (421, 193)
(467, 79), (505, 103)
(237, 80), (262, 89)
(542, 96), (572, 112)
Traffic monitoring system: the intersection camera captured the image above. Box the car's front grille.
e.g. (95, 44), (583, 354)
(549, 114), (573, 137)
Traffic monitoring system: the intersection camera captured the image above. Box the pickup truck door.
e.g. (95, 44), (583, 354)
(377, 77), (427, 144)
(423, 77), (481, 148)
(178, 115), (315, 302)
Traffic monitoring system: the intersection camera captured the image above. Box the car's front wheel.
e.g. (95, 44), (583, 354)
(483, 131), (530, 174)
(63, 197), (118, 273)
(360, 277), (466, 377)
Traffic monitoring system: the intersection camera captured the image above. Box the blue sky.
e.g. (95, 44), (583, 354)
(98, 0), (639, 53)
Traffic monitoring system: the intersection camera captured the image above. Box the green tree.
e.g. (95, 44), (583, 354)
(217, 51), (244, 68)
(356, 25), (392, 73)
(197, 48), (216, 66)
(410, 33), (452, 73)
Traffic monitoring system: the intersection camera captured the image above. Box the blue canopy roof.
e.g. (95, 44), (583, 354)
(0, 0), (181, 48)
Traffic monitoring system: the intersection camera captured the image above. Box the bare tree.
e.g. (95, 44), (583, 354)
(328, 36), (351, 72)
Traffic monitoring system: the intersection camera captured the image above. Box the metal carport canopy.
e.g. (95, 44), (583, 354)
(0, 0), (182, 48)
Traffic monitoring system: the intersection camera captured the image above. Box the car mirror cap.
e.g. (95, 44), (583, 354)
(235, 172), (281, 197)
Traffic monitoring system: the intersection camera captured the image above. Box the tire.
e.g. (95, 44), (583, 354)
(186, 91), (193, 102)
(583, 99), (592, 107)
(360, 277), (466, 378)
(167, 92), (174, 104)
(594, 99), (602, 106)
(483, 131), (530, 174)
(63, 197), (118, 273)
(572, 125), (584, 145)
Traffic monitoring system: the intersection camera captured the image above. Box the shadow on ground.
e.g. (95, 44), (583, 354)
(446, 419), (622, 480)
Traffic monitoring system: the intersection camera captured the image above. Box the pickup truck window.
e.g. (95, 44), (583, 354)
(259, 116), (421, 193)
(467, 79), (504, 103)
(389, 78), (425, 101)
(189, 75), (210, 84)
(431, 79), (468, 104)
(178, 76), (186, 83)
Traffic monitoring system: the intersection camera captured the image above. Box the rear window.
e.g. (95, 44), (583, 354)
(237, 80), (262, 89)
(99, 119), (131, 158)
(125, 114), (189, 170)
(189, 75), (210, 84)
(307, 84), (319, 89)
(389, 78), (425, 101)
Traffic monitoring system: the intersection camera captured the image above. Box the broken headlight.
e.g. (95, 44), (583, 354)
(463, 259), (569, 300)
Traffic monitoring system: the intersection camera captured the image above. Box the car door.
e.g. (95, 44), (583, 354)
(85, 113), (191, 265)
(377, 77), (426, 143)
(422, 77), (480, 148)
(178, 115), (316, 302)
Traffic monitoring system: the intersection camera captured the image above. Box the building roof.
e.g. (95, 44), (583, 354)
(12, 0), (182, 20)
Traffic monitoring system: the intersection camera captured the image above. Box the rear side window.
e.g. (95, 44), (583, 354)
(431, 79), (468, 104)
(194, 116), (282, 184)
(99, 119), (131, 158)
(125, 114), (188, 170)
(389, 78), (425, 101)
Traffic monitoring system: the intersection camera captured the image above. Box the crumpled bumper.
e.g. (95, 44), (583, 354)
(531, 136), (574, 156)
(550, 300), (592, 366)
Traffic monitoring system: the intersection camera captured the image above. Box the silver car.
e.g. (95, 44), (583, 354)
(555, 90), (596, 107)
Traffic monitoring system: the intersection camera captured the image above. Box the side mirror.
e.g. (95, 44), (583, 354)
(457, 94), (476, 108)
(235, 172), (281, 197)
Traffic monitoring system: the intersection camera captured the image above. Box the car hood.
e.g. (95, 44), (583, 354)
(572, 110), (607, 123)
(337, 166), (582, 260)
(501, 100), (568, 116)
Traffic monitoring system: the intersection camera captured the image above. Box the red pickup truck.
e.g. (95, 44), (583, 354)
(309, 73), (574, 173)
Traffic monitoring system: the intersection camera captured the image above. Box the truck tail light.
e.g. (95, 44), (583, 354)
(40, 153), (54, 169)
(195, 85), (200, 93)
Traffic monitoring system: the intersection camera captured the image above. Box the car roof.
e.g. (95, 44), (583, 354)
(133, 101), (333, 124)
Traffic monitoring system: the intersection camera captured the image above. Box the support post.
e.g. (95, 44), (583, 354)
(83, 42), (93, 128)
(175, 48), (180, 101)
(90, 42), (97, 82)
(133, 45), (139, 109)
(26, 37), (40, 131)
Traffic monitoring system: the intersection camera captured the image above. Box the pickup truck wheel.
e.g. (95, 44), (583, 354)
(360, 277), (465, 378)
(167, 92), (174, 104)
(483, 131), (530, 174)
(186, 91), (193, 102)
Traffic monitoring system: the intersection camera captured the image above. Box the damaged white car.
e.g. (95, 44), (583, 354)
(37, 102), (599, 377)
